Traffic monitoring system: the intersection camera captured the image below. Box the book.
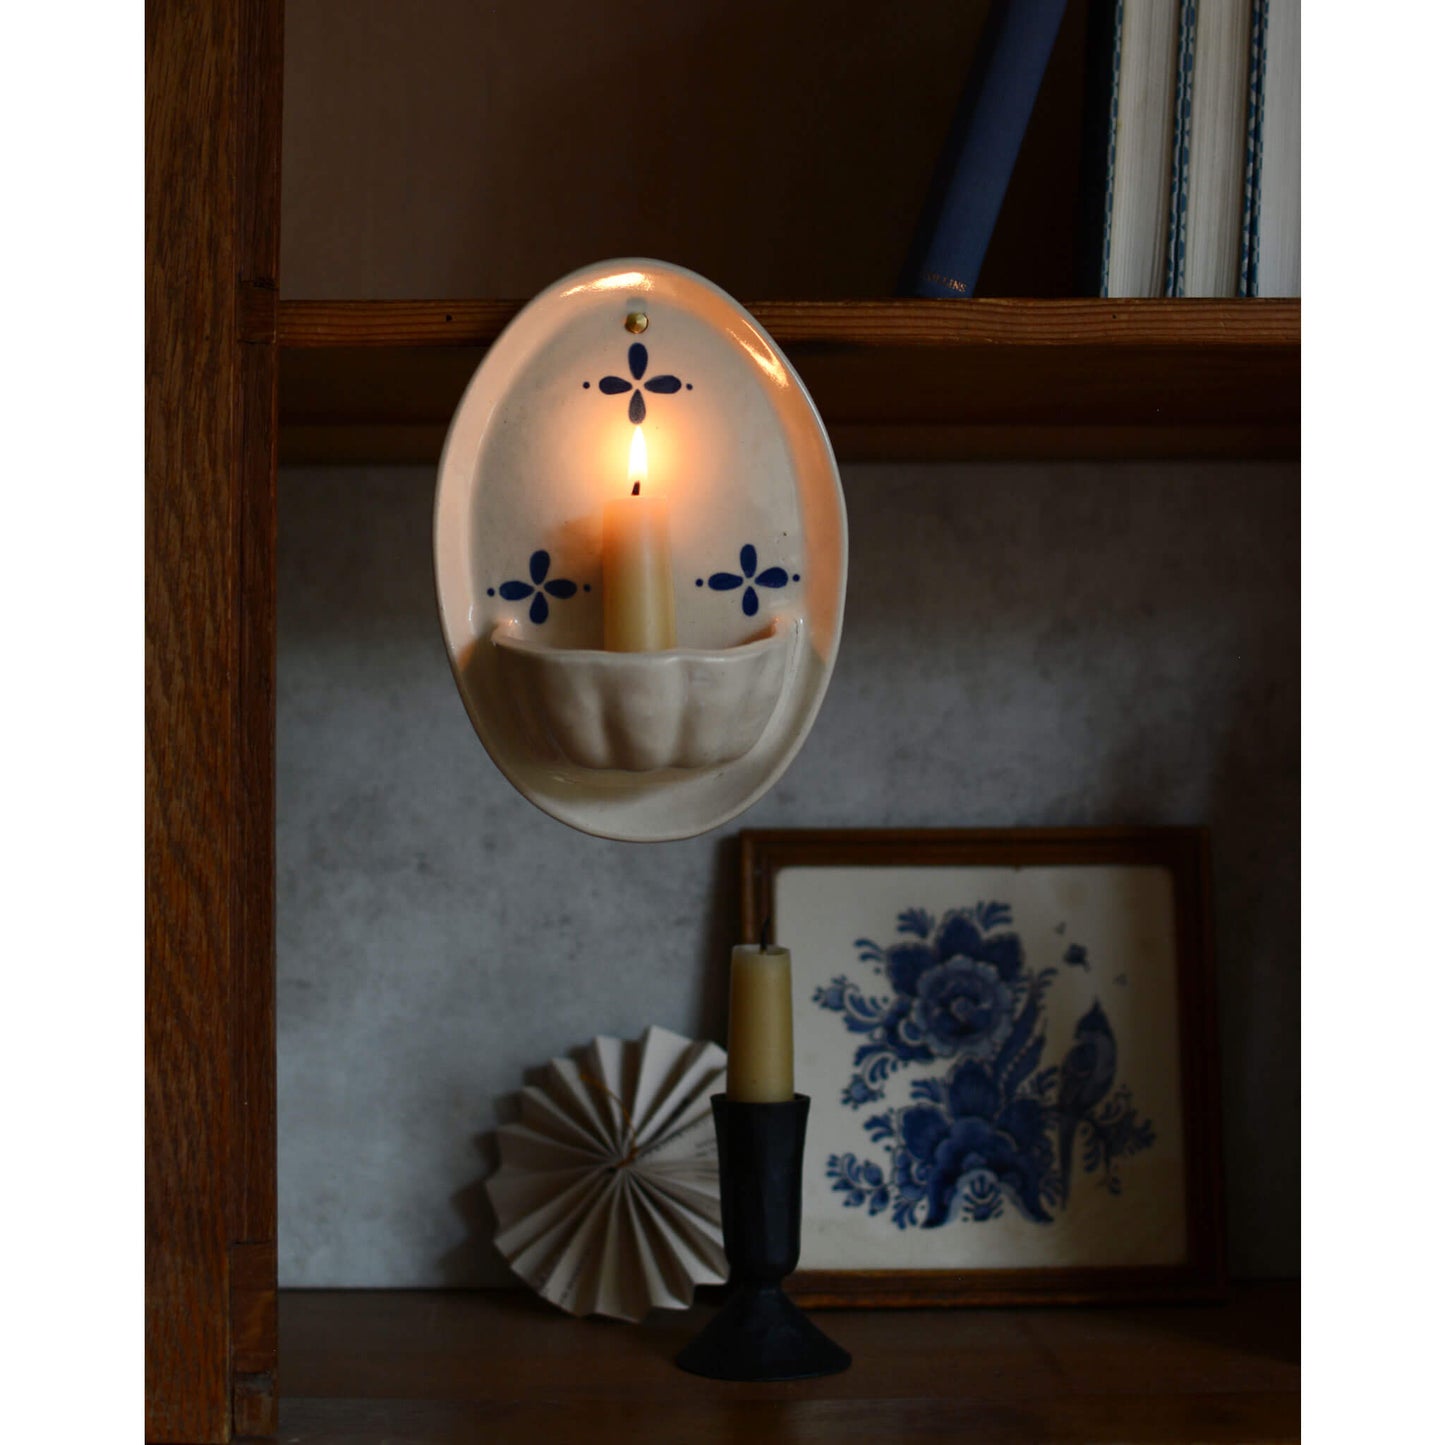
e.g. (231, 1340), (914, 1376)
(903, 0), (1068, 299)
(1098, 1), (1183, 297)
(1237, 0), (1268, 294)
(1169, 0), (1253, 295)
(1075, 0), (1122, 294)
(1254, 0), (1300, 296)
(1164, 1), (1195, 297)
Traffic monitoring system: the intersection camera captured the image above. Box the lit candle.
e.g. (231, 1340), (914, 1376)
(726, 941), (795, 1102)
(602, 427), (676, 651)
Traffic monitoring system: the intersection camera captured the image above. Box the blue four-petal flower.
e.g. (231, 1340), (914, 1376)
(595, 343), (683, 424)
(705, 544), (792, 617)
(495, 550), (578, 625)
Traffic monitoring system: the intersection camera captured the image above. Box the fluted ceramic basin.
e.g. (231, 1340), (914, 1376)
(494, 618), (796, 772)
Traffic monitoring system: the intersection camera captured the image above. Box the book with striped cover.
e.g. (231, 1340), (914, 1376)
(1253, 0), (1300, 296)
(1237, 0), (1269, 294)
(1169, 0), (1252, 296)
(1082, 0), (1182, 298)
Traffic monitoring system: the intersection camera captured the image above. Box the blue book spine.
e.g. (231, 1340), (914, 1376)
(1167, 2), (1199, 298)
(1236, 0), (1269, 295)
(904, 0), (1069, 298)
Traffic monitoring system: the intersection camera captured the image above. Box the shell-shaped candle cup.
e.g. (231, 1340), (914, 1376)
(493, 616), (800, 773)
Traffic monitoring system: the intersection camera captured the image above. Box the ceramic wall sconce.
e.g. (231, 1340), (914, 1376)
(434, 259), (847, 841)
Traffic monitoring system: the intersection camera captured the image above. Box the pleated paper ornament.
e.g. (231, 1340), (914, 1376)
(486, 1026), (728, 1322)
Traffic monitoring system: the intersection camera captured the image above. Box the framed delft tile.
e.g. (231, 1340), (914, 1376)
(740, 829), (1225, 1306)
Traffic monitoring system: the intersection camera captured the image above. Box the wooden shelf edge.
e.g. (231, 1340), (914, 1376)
(274, 1284), (1299, 1444)
(280, 421), (1298, 467)
(277, 297), (1300, 351)
(277, 298), (1299, 465)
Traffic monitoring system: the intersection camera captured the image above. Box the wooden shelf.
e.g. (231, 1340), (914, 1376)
(277, 297), (1300, 464)
(278, 1282), (1300, 1443)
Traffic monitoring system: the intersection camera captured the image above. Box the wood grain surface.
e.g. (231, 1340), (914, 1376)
(278, 1284), (1300, 1443)
(146, 0), (240, 1433)
(276, 296), (1300, 349)
(276, 298), (1300, 464)
(235, 8), (285, 1433)
(146, 0), (281, 1438)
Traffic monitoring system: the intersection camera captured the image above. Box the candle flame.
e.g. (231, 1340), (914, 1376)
(628, 426), (648, 493)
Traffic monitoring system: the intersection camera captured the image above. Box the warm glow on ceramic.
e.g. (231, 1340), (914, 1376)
(559, 270), (651, 299)
(734, 332), (789, 389)
(628, 426), (648, 490)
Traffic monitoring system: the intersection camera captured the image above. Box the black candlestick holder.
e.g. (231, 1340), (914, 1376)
(675, 1094), (851, 1381)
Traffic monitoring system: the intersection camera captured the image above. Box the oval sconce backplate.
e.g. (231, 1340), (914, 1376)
(434, 258), (847, 841)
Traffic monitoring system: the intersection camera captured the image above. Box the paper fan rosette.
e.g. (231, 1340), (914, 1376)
(486, 1026), (728, 1322)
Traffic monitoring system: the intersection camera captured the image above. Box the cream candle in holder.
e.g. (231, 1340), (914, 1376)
(726, 940), (795, 1102)
(602, 427), (676, 651)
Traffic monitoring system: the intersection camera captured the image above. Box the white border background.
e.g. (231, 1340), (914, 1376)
(1301, 4), (1444, 1435)
(9, 5), (136, 1436)
(7, 4), (1443, 1437)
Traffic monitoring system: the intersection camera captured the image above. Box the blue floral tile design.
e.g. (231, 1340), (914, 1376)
(491, 550), (579, 625)
(817, 903), (1155, 1228)
(703, 544), (793, 617)
(592, 342), (684, 424)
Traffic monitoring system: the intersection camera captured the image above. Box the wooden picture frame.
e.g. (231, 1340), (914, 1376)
(741, 828), (1225, 1307)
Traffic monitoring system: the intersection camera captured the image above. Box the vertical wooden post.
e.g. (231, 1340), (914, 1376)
(146, 0), (281, 1438)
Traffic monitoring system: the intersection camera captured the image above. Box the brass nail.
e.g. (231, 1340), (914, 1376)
(625, 311), (649, 334)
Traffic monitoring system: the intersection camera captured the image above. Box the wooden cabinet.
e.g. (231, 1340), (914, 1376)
(146, 1), (280, 1438)
(279, 1285), (1300, 1443)
(145, 3), (1299, 1438)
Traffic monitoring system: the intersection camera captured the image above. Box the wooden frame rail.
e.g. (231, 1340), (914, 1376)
(146, 0), (282, 1438)
(278, 298), (1300, 464)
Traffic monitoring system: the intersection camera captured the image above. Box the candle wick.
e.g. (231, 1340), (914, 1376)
(761, 914), (772, 950)
(631, 481), (641, 496)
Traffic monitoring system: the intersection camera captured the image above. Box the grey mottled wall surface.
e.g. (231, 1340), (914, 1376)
(278, 461), (1299, 1285)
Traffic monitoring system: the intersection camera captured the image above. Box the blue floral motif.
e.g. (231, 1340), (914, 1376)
(494, 550), (579, 625)
(705, 544), (793, 618)
(887, 1059), (1059, 1225)
(593, 342), (684, 424)
(911, 956), (1016, 1060)
(816, 903), (1156, 1229)
(826, 1153), (890, 1215)
(959, 1172), (1004, 1222)
(821, 905), (1029, 1105)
